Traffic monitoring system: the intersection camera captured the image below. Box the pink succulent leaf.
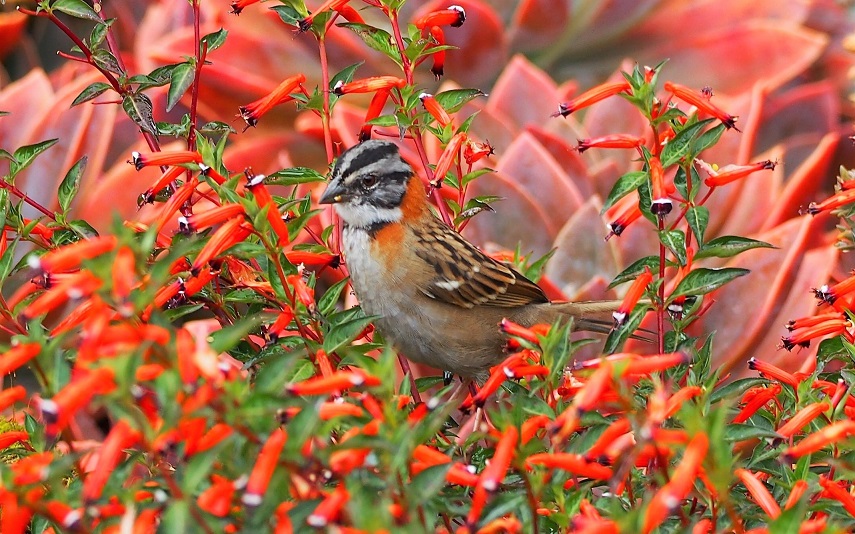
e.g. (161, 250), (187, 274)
(755, 81), (840, 155)
(508, 0), (569, 52)
(485, 55), (559, 131)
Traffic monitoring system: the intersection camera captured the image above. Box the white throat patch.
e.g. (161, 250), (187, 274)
(334, 203), (402, 229)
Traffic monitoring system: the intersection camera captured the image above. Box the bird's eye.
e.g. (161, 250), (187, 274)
(360, 175), (378, 188)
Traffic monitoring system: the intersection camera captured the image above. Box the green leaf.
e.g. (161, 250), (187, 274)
(71, 81), (112, 107)
(433, 89), (486, 113)
(160, 501), (190, 534)
(337, 23), (401, 66)
(658, 229), (687, 266)
(669, 267), (749, 302)
(0, 237), (19, 284)
(122, 92), (157, 134)
(709, 377), (768, 404)
(324, 311), (375, 355)
(603, 304), (650, 354)
(58, 156), (87, 212)
(270, 4), (306, 27)
(723, 423), (780, 442)
(695, 235), (776, 259)
(330, 62), (363, 91)
(52, 0), (101, 22)
(209, 315), (265, 354)
(409, 463), (452, 499)
(686, 206), (709, 245)
(318, 277), (350, 316)
(661, 118), (715, 167)
(694, 123), (727, 155)
(91, 48), (124, 75)
(266, 167), (326, 186)
(10, 139), (59, 180)
(88, 19), (113, 48)
(200, 28), (228, 53)
(608, 256), (660, 289)
(601, 170), (646, 213)
(166, 62), (195, 112)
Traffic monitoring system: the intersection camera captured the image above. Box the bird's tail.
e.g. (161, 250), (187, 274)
(540, 300), (622, 335)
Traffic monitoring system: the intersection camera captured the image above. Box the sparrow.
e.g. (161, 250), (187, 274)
(319, 140), (618, 381)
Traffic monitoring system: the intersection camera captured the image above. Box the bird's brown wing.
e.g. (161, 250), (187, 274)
(411, 219), (548, 309)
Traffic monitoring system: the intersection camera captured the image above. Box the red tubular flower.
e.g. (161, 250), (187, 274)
(812, 274), (855, 305)
(736, 468), (781, 519)
(663, 81), (739, 130)
(642, 433), (708, 534)
(462, 351), (527, 410)
(553, 82), (631, 118)
(787, 312), (847, 331)
(246, 174), (290, 247)
(520, 414), (550, 444)
(0, 430), (28, 449)
(703, 160), (776, 187)
(229, 0), (261, 14)
(420, 93), (452, 127)
(414, 5), (466, 29)
(0, 385), (27, 411)
(613, 267), (652, 326)
(665, 386), (702, 417)
(0, 343), (41, 376)
(748, 358), (800, 388)
(238, 74), (306, 127)
(284, 251), (340, 269)
(192, 423), (234, 455)
(428, 26), (446, 79)
(818, 476), (855, 515)
(431, 132), (467, 187)
(111, 246), (136, 302)
(30, 235), (117, 272)
(783, 421), (855, 461)
(266, 308), (295, 342)
(130, 150), (202, 171)
(198, 475), (236, 517)
(577, 134), (644, 153)
(334, 3), (364, 23)
(333, 76), (405, 96)
(138, 165), (185, 205)
(83, 420), (141, 502)
(785, 480), (809, 510)
(358, 88), (391, 141)
(190, 217), (252, 276)
(476, 517), (522, 534)
(0, 488), (33, 534)
(46, 501), (82, 531)
(586, 418), (631, 460)
(296, 0), (350, 31)
(12, 451), (52, 484)
(153, 178), (199, 233)
(776, 402), (829, 437)
(499, 319), (543, 345)
(467, 427), (518, 526)
(21, 270), (103, 320)
(40, 367), (116, 432)
(464, 140), (495, 165)
(648, 155), (671, 216)
(179, 203), (246, 233)
(606, 194), (643, 239)
(618, 353), (689, 376)
(733, 384), (782, 424)
(307, 483), (349, 528)
(781, 318), (852, 351)
(286, 370), (380, 395)
(526, 453), (613, 480)
(806, 188), (855, 215)
(242, 427), (288, 507)
(286, 273), (316, 311)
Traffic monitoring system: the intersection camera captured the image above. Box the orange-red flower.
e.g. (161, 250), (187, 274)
(703, 160), (776, 187)
(553, 81), (631, 118)
(414, 6), (466, 29)
(526, 453), (613, 480)
(286, 370), (380, 395)
(179, 203), (246, 233)
(82, 420), (141, 502)
(748, 358), (800, 388)
(190, 217), (253, 276)
(242, 427), (287, 507)
(130, 150), (202, 171)
(643, 433), (708, 533)
(577, 134), (644, 153)
(0, 385), (27, 411)
(420, 93), (452, 127)
(0, 343), (41, 376)
(735, 468), (781, 519)
(806, 188), (855, 215)
(783, 421), (855, 460)
(29, 235), (118, 272)
(239, 74), (306, 127)
(333, 76), (405, 96)
(613, 267), (652, 326)
(663, 81), (739, 130)
(359, 89), (392, 141)
(307, 483), (349, 527)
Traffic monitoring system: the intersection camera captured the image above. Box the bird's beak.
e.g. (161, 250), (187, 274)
(319, 178), (346, 204)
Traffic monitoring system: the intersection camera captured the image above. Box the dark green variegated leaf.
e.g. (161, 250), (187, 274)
(658, 229), (687, 266)
(89, 19), (113, 48)
(266, 168), (326, 186)
(52, 0), (101, 21)
(337, 23), (400, 66)
(609, 256), (660, 289)
(166, 62), (195, 112)
(270, 4), (306, 26)
(58, 156), (87, 213)
(200, 28), (228, 52)
(10, 139), (58, 180)
(686, 205), (709, 245)
(669, 267), (749, 302)
(433, 89), (486, 113)
(723, 424), (780, 442)
(695, 236), (775, 259)
(603, 304), (649, 354)
(122, 92), (157, 134)
(661, 118), (715, 167)
(91, 48), (124, 75)
(602, 170), (646, 213)
(71, 81), (112, 107)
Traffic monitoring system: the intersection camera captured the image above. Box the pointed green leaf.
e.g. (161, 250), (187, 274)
(658, 229), (687, 266)
(601, 170), (646, 213)
(91, 48), (124, 75)
(661, 118), (715, 167)
(0, 237), (19, 283)
(122, 92), (157, 134)
(58, 156), (87, 213)
(200, 28), (228, 53)
(166, 62), (195, 112)
(88, 19), (113, 48)
(10, 139), (59, 180)
(603, 304), (650, 354)
(694, 123), (727, 155)
(608, 256), (660, 289)
(695, 236), (776, 259)
(52, 0), (101, 22)
(266, 167), (326, 186)
(669, 267), (749, 302)
(71, 81), (112, 107)
(686, 205), (709, 245)
(337, 22), (401, 66)
(433, 89), (486, 113)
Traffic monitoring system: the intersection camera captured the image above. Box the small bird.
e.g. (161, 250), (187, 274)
(320, 140), (618, 381)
